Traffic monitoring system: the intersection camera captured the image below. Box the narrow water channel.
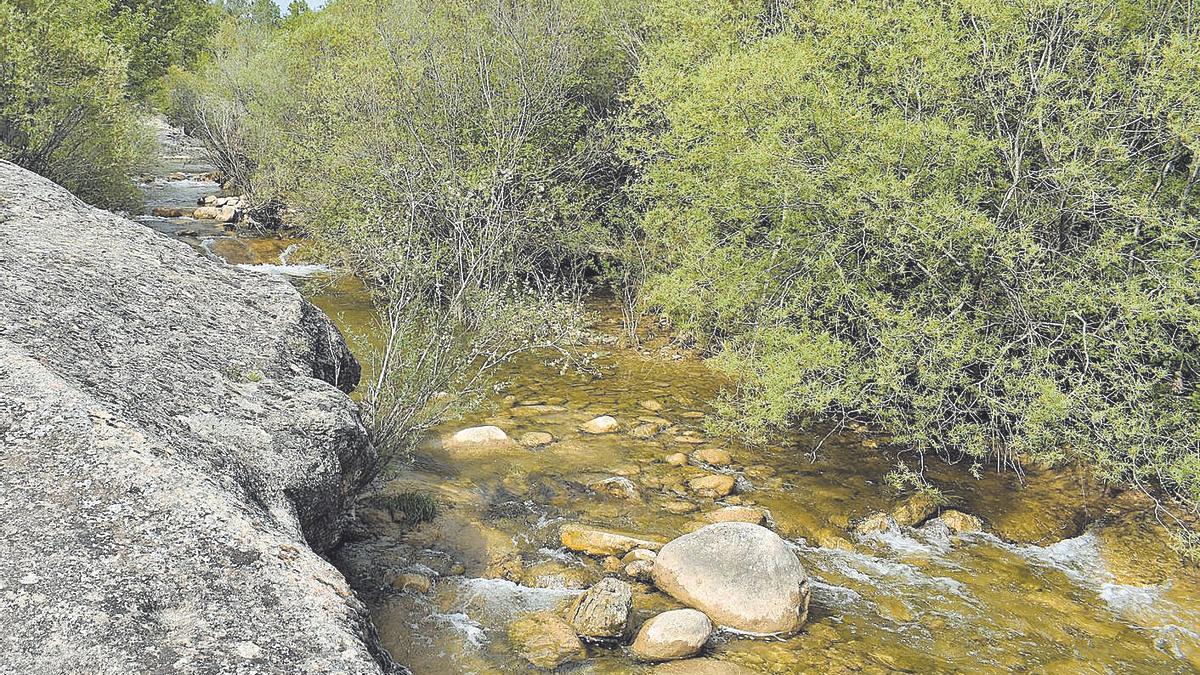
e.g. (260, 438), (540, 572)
(137, 136), (1200, 674)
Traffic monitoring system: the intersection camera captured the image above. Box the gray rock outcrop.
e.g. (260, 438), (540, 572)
(0, 161), (393, 673)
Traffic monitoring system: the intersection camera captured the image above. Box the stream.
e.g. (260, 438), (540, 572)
(137, 130), (1200, 674)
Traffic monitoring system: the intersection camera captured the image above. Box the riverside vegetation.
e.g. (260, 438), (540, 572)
(169, 0), (1199, 548)
(3, 0), (1200, 671)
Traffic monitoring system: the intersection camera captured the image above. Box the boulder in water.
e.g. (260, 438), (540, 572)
(581, 415), (620, 434)
(700, 506), (766, 525)
(443, 425), (516, 453)
(854, 512), (896, 536)
(687, 473), (735, 498)
(939, 509), (983, 534)
(193, 205), (238, 222)
(651, 522), (810, 635)
(692, 448), (732, 467)
(560, 523), (664, 556)
(632, 609), (713, 662)
(508, 611), (587, 669)
(891, 493), (938, 527)
(566, 577), (632, 640)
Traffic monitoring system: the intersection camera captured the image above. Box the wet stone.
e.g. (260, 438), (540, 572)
(891, 493), (938, 527)
(688, 474), (736, 498)
(560, 523), (665, 556)
(938, 509), (984, 535)
(633, 608), (713, 662)
(567, 577), (633, 640)
(589, 476), (641, 501)
(693, 448), (733, 467)
(508, 611), (587, 670)
(518, 431), (555, 448)
(582, 415), (621, 434)
(663, 500), (700, 515)
(853, 512), (896, 536)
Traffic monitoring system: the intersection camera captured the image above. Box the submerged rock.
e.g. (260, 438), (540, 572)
(939, 509), (984, 534)
(652, 658), (757, 674)
(582, 415), (620, 434)
(391, 572), (433, 593)
(518, 431), (555, 447)
(651, 523), (810, 635)
(854, 512), (897, 536)
(0, 162), (388, 673)
(589, 476), (642, 501)
(508, 611), (587, 669)
(561, 523), (665, 556)
(892, 493), (939, 527)
(665, 452), (690, 467)
(567, 577), (633, 640)
(632, 609), (713, 662)
(692, 448), (733, 467)
(688, 474), (736, 498)
(663, 500), (699, 515)
(700, 506), (767, 526)
(631, 422), (662, 439)
(512, 404), (568, 418)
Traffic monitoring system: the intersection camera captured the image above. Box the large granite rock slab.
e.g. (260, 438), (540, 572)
(0, 161), (394, 673)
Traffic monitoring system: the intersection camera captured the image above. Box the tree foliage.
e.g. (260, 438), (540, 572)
(0, 0), (217, 208)
(625, 0), (1200, 515)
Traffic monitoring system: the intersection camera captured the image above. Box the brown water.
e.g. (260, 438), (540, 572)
(140, 160), (1200, 675)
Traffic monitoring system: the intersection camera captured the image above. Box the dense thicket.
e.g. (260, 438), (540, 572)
(171, 0), (1200, 525)
(625, 0), (1200, 518)
(0, 0), (216, 208)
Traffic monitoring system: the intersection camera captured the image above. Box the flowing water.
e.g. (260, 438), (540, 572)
(138, 139), (1200, 675)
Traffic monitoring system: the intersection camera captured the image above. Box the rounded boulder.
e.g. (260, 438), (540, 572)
(632, 608), (713, 661)
(650, 522), (809, 635)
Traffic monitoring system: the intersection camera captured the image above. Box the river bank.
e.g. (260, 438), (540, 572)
(136, 139), (1199, 673)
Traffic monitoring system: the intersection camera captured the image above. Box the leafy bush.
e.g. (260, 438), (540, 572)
(625, 0), (1200, 517)
(367, 491), (440, 526)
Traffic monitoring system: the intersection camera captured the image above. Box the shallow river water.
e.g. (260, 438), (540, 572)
(139, 147), (1199, 674)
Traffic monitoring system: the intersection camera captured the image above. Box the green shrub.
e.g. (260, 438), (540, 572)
(625, 0), (1200, 517)
(368, 491), (440, 526)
